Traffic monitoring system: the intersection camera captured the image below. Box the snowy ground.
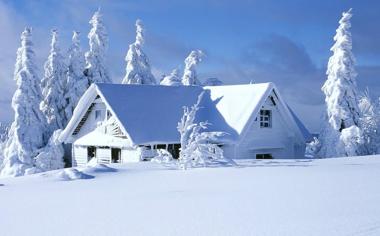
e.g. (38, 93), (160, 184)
(1, 157), (380, 236)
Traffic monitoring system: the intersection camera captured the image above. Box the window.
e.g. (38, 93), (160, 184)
(107, 110), (112, 120)
(260, 110), (272, 128)
(256, 153), (273, 159)
(95, 110), (102, 120)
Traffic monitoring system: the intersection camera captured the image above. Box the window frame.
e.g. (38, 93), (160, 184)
(259, 109), (272, 128)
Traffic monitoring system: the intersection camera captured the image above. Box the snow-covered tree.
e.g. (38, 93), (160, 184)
(1, 28), (47, 176)
(305, 137), (321, 158)
(122, 19), (156, 85)
(0, 122), (8, 166)
(160, 68), (181, 86)
(181, 50), (204, 86)
(203, 78), (223, 86)
(40, 30), (67, 135)
(0, 122), (9, 143)
(65, 31), (89, 120)
(177, 92), (226, 169)
(317, 9), (363, 158)
(338, 125), (364, 156)
(85, 10), (112, 84)
(34, 130), (65, 172)
(358, 90), (380, 155)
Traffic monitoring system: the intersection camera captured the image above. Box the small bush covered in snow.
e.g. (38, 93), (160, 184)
(177, 92), (226, 169)
(54, 168), (94, 181)
(338, 125), (364, 157)
(305, 137), (321, 158)
(151, 149), (174, 164)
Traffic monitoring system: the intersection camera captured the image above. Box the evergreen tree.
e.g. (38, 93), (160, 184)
(0, 122), (9, 143)
(1, 28), (47, 176)
(181, 50), (204, 86)
(160, 68), (181, 86)
(40, 30), (67, 135)
(65, 31), (89, 120)
(318, 9), (363, 158)
(358, 90), (380, 155)
(122, 19), (156, 84)
(85, 10), (112, 84)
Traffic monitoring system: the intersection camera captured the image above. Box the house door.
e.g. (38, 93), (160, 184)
(111, 148), (121, 163)
(87, 146), (96, 162)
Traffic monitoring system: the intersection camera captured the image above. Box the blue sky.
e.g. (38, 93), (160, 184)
(0, 0), (379, 132)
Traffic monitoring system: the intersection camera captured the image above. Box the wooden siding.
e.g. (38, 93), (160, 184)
(233, 92), (305, 159)
(72, 146), (88, 167)
(97, 148), (111, 164)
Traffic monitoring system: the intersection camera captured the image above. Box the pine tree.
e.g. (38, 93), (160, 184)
(0, 122), (9, 143)
(160, 68), (182, 86)
(122, 19), (156, 85)
(40, 30), (67, 135)
(65, 31), (89, 120)
(85, 10), (112, 84)
(318, 9), (363, 158)
(1, 28), (47, 176)
(181, 50), (204, 86)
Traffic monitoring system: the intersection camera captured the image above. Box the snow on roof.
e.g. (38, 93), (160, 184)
(203, 83), (271, 136)
(74, 129), (132, 148)
(61, 82), (310, 145)
(96, 84), (204, 144)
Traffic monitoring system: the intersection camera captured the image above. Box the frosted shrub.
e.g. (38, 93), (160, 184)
(151, 149), (174, 164)
(177, 92), (226, 169)
(305, 137), (321, 158)
(338, 125), (364, 157)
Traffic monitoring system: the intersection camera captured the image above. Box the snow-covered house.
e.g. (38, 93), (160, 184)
(60, 83), (311, 166)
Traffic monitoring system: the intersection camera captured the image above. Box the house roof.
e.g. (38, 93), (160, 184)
(61, 83), (310, 145)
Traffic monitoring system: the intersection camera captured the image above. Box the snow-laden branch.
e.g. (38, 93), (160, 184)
(177, 92), (227, 169)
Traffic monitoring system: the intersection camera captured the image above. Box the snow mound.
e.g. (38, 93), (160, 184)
(151, 149), (174, 164)
(83, 161), (117, 174)
(54, 168), (94, 181)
